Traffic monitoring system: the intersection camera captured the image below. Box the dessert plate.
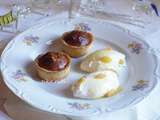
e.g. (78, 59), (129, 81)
(1, 17), (158, 116)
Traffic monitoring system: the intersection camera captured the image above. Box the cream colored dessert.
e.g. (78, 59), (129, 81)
(72, 70), (120, 99)
(80, 48), (126, 73)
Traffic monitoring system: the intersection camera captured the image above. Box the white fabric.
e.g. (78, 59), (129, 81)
(0, 111), (12, 120)
(0, 0), (160, 120)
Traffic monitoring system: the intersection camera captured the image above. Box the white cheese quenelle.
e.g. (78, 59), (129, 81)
(80, 48), (126, 73)
(72, 70), (120, 99)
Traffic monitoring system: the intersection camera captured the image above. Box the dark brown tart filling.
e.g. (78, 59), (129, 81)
(63, 30), (92, 47)
(37, 52), (69, 71)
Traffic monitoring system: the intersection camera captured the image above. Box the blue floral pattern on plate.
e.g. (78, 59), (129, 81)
(132, 80), (149, 91)
(23, 35), (39, 46)
(12, 70), (27, 82)
(128, 41), (143, 54)
(75, 23), (91, 32)
(68, 102), (91, 110)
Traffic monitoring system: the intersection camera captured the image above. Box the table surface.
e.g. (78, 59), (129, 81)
(0, 0), (160, 120)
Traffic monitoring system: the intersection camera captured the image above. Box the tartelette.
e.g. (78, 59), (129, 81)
(35, 52), (71, 81)
(80, 48), (126, 73)
(72, 70), (120, 99)
(60, 30), (94, 58)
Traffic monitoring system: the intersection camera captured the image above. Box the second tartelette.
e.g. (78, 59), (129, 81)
(60, 30), (94, 58)
(35, 52), (71, 82)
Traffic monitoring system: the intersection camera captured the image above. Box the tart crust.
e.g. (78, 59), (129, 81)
(60, 30), (94, 58)
(35, 52), (71, 82)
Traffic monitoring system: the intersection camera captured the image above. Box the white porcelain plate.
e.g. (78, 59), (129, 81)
(1, 17), (158, 116)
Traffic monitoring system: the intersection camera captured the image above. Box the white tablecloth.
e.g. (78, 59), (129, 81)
(0, 0), (160, 120)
